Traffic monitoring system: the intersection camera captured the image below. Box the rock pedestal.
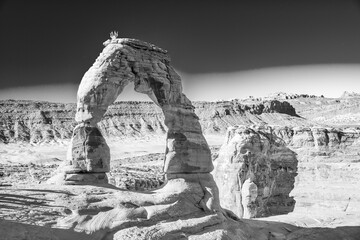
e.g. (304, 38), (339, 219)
(67, 124), (110, 173)
(57, 123), (110, 184)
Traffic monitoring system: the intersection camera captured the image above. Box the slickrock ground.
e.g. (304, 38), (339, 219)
(1, 178), (359, 239)
(0, 183), (302, 240)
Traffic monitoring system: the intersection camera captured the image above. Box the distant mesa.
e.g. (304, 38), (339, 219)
(264, 92), (323, 100)
(340, 91), (360, 98)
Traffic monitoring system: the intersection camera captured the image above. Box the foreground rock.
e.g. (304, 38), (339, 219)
(213, 125), (298, 218)
(2, 184), (360, 240)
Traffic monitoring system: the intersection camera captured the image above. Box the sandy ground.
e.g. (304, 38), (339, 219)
(0, 135), (224, 164)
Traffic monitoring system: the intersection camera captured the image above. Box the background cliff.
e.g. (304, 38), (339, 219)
(0, 99), (302, 144)
(2, 93), (360, 144)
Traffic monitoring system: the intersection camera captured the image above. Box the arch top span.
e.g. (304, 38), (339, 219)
(64, 36), (213, 183)
(76, 37), (180, 124)
(103, 37), (168, 54)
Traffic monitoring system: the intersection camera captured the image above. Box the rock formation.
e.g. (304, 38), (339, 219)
(48, 36), (242, 238)
(213, 125), (298, 218)
(340, 91), (360, 98)
(0, 98), (304, 144)
(3, 92), (360, 144)
(56, 37), (213, 184)
(241, 175), (258, 219)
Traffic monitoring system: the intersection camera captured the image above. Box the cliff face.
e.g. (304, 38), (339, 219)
(213, 126), (298, 218)
(0, 99), (301, 144)
(3, 99), (358, 151)
(272, 126), (360, 147)
(287, 96), (360, 126)
(0, 100), (75, 143)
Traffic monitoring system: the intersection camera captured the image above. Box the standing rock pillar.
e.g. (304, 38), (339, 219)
(62, 123), (110, 184)
(162, 104), (213, 174)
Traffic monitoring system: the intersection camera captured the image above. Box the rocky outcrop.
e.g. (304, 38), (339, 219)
(213, 125), (298, 218)
(265, 92), (320, 100)
(0, 99), (305, 144)
(61, 37), (213, 179)
(195, 100), (306, 135)
(340, 91), (360, 98)
(0, 100), (75, 144)
(3, 93), (360, 144)
(271, 126), (360, 151)
(286, 95), (360, 126)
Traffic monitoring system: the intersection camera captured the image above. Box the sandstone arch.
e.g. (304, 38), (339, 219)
(48, 38), (229, 236)
(45, 37), (306, 239)
(63, 37), (212, 182)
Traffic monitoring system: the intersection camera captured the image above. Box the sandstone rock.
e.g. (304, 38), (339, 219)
(3, 183), (360, 240)
(61, 37), (213, 178)
(64, 172), (108, 184)
(3, 93), (360, 144)
(0, 100), (75, 144)
(213, 125), (298, 218)
(0, 98), (306, 144)
(340, 91), (360, 98)
(67, 124), (110, 173)
(290, 127), (315, 148)
(241, 177), (258, 219)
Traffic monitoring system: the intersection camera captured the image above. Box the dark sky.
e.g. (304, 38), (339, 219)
(1, 0), (360, 90)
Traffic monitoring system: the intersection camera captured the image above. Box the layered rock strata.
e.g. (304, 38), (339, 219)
(213, 125), (298, 218)
(0, 99), (304, 144)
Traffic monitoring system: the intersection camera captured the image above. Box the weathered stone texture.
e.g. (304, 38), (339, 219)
(213, 125), (298, 218)
(57, 37), (213, 181)
(67, 124), (110, 173)
(0, 99), (306, 144)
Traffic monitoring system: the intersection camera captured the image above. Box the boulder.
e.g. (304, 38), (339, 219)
(213, 125), (298, 218)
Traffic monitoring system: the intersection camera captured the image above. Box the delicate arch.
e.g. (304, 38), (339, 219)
(67, 38), (212, 177)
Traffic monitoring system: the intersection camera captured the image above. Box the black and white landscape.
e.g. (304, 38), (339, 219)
(1, 1), (360, 239)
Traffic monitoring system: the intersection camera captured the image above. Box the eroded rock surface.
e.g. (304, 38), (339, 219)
(213, 125), (298, 218)
(58, 37), (213, 180)
(46, 36), (239, 239)
(0, 99), (305, 144)
(0, 184), (309, 240)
